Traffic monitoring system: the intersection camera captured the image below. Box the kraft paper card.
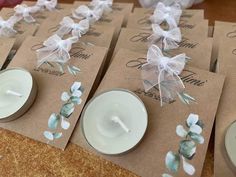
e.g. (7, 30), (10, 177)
(0, 36), (107, 150)
(113, 28), (212, 71)
(71, 48), (224, 177)
(73, 1), (134, 26)
(133, 8), (204, 20)
(0, 38), (15, 70)
(212, 21), (236, 71)
(0, 12), (38, 50)
(215, 39), (236, 177)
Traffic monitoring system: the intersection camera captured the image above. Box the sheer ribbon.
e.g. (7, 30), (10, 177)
(142, 45), (186, 106)
(36, 34), (78, 67)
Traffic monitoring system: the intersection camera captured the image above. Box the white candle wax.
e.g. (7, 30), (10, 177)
(0, 68), (37, 122)
(82, 89), (148, 155)
(225, 121), (236, 167)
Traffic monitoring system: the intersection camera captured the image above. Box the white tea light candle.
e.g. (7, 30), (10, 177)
(225, 121), (236, 167)
(0, 68), (37, 122)
(82, 89), (148, 155)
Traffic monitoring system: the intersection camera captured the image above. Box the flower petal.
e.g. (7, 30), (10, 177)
(165, 151), (180, 173)
(176, 125), (188, 138)
(44, 131), (54, 141)
(182, 156), (196, 175)
(189, 124), (202, 134)
(187, 113), (199, 127)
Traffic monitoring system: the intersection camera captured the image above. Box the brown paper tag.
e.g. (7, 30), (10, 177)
(133, 8), (204, 20)
(0, 36), (108, 150)
(71, 48), (224, 177)
(113, 28), (212, 70)
(0, 38), (15, 69)
(215, 39), (236, 177)
(212, 21), (236, 71)
(73, 1), (134, 26)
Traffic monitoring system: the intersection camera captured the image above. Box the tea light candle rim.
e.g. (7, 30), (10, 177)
(0, 67), (37, 122)
(225, 120), (236, 167)
(81, 88), (148, 155)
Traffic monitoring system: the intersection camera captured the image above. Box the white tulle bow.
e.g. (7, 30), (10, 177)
(0, 16), (20, 37)
(141, 45), (186, 106)
(36, 34), (78, 67)
(90, 0), (113, 14)
(148, 24), (182, 50)
(72, 5), (103, 23)
(56, 17), (90, 37)
(36, 0), (57, 11)
(14, 4), (40, 23)
(150, 2), (182, 29)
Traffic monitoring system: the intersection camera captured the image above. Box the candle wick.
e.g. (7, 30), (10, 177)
(6, 90), (22, 97)
(111, 116), (131, 133)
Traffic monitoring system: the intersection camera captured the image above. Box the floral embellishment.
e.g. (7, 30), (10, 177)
(162, 113), (204, 177)
(44, 82), (83, 142)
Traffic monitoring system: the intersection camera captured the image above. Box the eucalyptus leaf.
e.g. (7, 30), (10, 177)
(61, 92), (70, 102)
(71, 96), (82, 105)
(165, 151), (180, 173)
(189, 132), (204, 144)
(196, 120), (204, 129)
(176, 125), (188, 138)
(189, 124), (202, 134)
(44, 131), (54, 141)
(61, 117), (70, 130)
(179, 140), (196, 160)
(53, 132), (62, 139)
(72, 90), (82, 98)
(60, 102), (75, 118)
(182, 156), (196, 175)
(162, 174), (173, 177)
(48, 113), (60, 129)
(187, 114), (199, 127)
(71, 82), (81, 93)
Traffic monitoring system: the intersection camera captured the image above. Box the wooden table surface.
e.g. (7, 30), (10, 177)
(1, 0), (236, 177)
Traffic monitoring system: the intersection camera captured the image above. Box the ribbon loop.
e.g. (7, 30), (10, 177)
(14, 4), (40, 23)
(72, 5), (103, 23)
(150, 2), (182, 29)
(56, 16), (90, 37)
(0, 16), (19, 37)
(36, 0), (57, 11)
(90, 0), (113, 14)
(148, 24), (182, 50)
(36, 34), (78, 67)
(142, 45), (186, 106)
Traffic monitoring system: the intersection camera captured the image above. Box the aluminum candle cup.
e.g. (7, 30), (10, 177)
(0, 68), (37, 122)
(82, 89), (148, 155)
(225, 121), (236, 167)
